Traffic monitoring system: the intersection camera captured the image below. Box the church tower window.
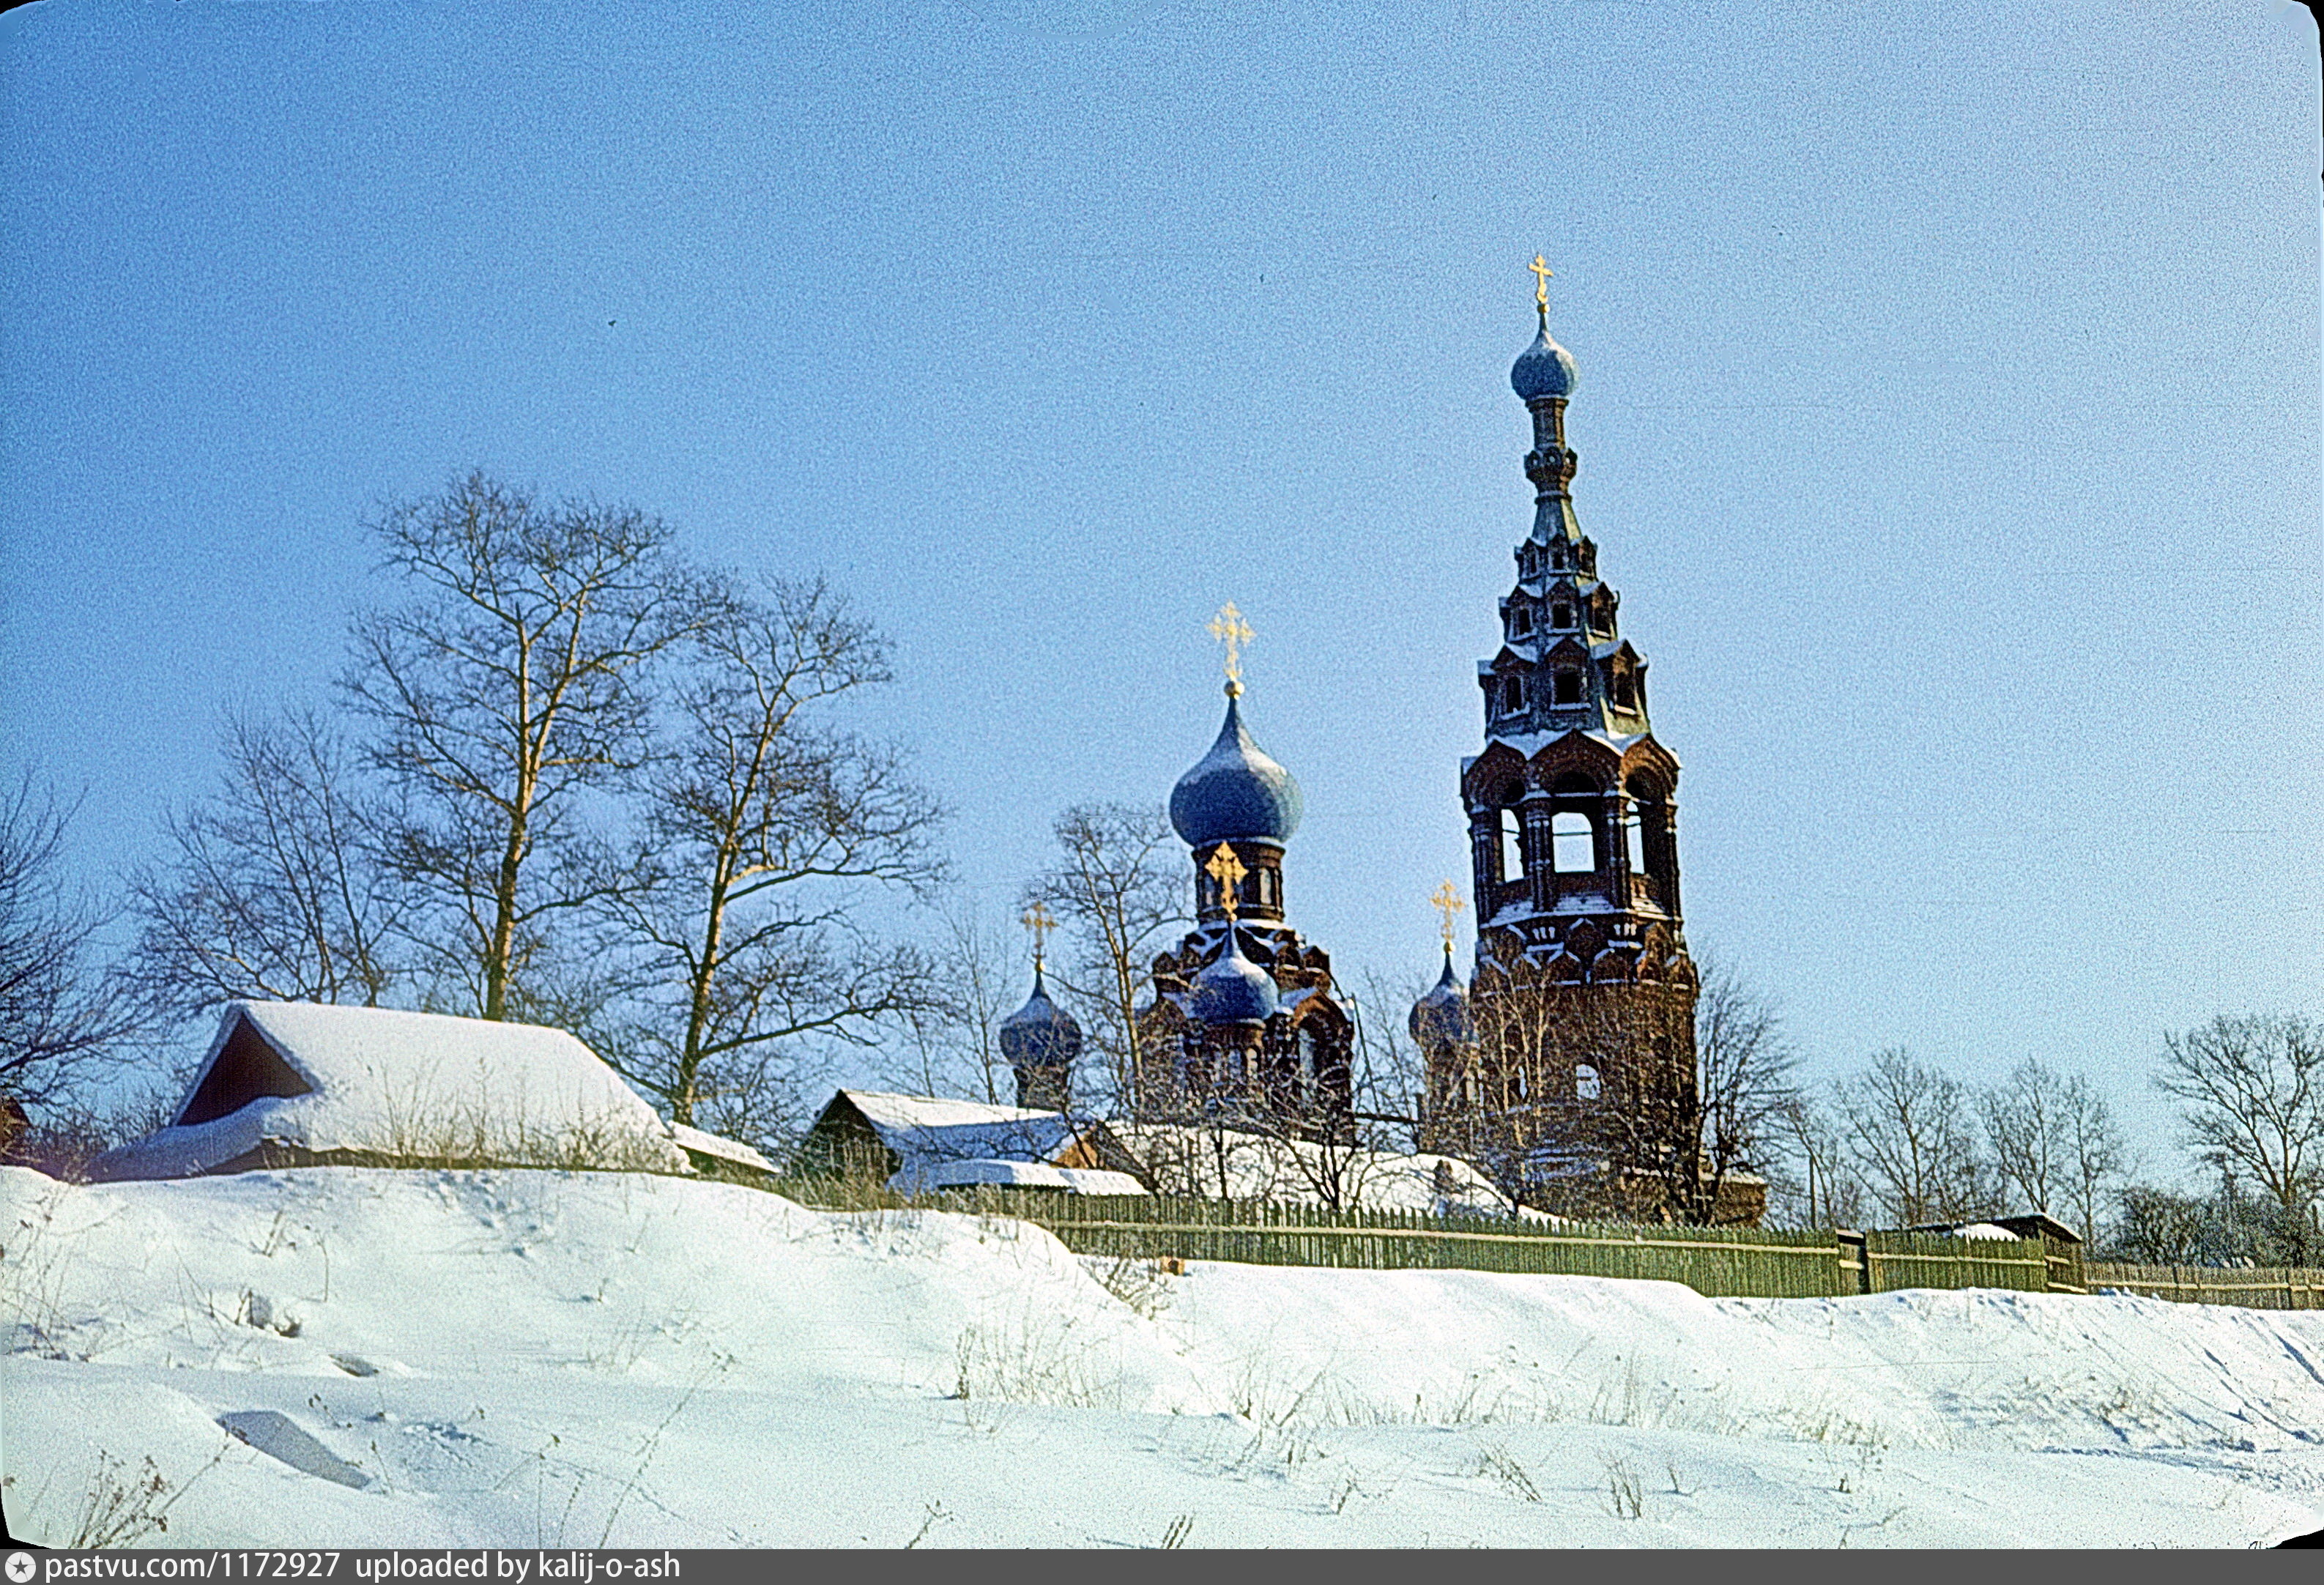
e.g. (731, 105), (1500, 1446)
(1611, 669), (1635, 709)
(1551, 811), (1594, 873)
(1553, 669), (1581, 705)
(1499, 806), (1526, 882)
(1551, 601), (1573, 628)
(1503, 676), (1524, 713)
(1575, 1064), (1601, 1102)
(1510, 606), (1532, 636)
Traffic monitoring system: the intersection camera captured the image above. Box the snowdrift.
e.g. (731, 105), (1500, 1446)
(5, 1165), (2322, 1547)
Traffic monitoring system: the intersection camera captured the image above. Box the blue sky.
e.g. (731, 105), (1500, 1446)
(3, 0), (2317, 1170)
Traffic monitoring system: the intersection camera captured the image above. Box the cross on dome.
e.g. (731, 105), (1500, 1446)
(1430, 880), (1466, 953)
(1204, 844), (1248, 927)
(1020, 901), (1056, 970)
(1208, 601), (1254, 697)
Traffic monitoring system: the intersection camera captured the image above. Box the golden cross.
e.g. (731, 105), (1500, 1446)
(1529, 255), (1553, 310)
(1207, 601), (1254, 697)
(1020, 902), (1056, 969)
(1204, 844), (1248, 927)
(1430, 880), (1466, 951)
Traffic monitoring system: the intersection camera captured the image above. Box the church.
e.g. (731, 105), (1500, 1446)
(971, 265), (1752, 1220)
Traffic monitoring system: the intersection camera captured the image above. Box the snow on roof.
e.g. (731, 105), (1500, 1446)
(888, 1159), (1150, 1196)
(836, 1089), (1087, 1169)
(1110, 1123), (1511, 1213)
(93, 1001), (688, 1180)
(668, 1122), (776, 1176)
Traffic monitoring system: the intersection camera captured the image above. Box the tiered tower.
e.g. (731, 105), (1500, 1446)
(1418, 264), (1701, 1197)
(1139, 606), (1353, 1137)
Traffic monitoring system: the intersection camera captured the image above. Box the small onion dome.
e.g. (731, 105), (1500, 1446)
(1169, 690), (1304, 849)
(1187, 938), (1280, 1025)
(1408, 950), (1470, 1048)
(1510, 320), (1578, 401)
(998, 967), (1082, 1072)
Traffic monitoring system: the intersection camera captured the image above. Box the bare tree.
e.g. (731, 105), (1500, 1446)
(1022, 803), (1187, 1115)
(123, 710), (406, 1015)
(892, 902), (1018, 1105)
(1767, 1098), (1869, 1230)
(1980, 1058), (2128, 1240)
(2059, 1079), (2131, 1248)
(2156, 1013), (2324, 1264)
(0, 776), (144, 1109)
(1672, 956), (1797, 1222)
(343, 472), (699, 1020)
(594, 579), (949, 1134)
(1831, 1049), (1994, 1225)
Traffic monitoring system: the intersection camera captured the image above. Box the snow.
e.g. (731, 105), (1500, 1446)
(1111, 1124), (1510, 1213)
(890, 1161), (1150, 1195)
(6, 1163), (2323, 1548)
(664, 1123), (774, 1177)
(93, 1003), (688, 1180)
(835, 1089), (1091, 1170)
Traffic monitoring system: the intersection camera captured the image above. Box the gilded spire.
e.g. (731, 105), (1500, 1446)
(1020, 901), (1056, 973)
(1207, 601), (1255, 698)
(1430, 880), (1466, 955)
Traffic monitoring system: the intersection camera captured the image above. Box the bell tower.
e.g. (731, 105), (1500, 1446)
(1433, 264), (1701, 1205)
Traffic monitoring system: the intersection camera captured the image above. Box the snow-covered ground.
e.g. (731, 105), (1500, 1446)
(5, 1165), (2321, 1548)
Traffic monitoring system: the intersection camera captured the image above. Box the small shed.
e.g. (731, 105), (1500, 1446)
(794, 1089), (1148, 1192)
(91, 1001), (699, 1180)
(904, 1159), (1150, 1196)
(1910, 1212), (2082, 1245)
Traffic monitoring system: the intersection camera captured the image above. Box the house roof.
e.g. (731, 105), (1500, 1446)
(92, 1001), (691, 1180)
(890, 1159), (1149, 1196)
(827, 1089), (1093, 1168)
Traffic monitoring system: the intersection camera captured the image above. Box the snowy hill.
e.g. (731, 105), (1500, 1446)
(4, 1165), (2321, 1548)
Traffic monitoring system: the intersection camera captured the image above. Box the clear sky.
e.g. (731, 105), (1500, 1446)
(3, 0), (2317, 1173)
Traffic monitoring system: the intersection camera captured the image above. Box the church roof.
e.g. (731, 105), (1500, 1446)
(1511, 319), (1578, 401)
(997, 966), (1080, 1071)
(1187, 940), (1280, 1024)
(1168, 689), (1304, 847)
(1408, 950), (1470, 1044)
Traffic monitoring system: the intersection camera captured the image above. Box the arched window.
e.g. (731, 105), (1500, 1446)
(1624, 805), (1646, 871)
(1510, 606), (1532, 636)
(1503, 676), (1524, 714)
(1551, 811), (1594, 873)
(1499, 806), (1526, 882)
(1550, 545), (1566, 571)
(1575, 1064), (1601, 1102)
(1553, 669), (1582, 705)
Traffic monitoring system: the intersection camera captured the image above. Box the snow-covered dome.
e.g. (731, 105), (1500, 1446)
(1408, 952), (1469, 1048)
(998, 967), (1081, 1073)
(1187, 938), (1280, 1025)
(1511, 321), (1578, 401)
(1169, 690), (1304, 849)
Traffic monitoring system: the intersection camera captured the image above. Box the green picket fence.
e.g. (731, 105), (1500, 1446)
(767, 1178), (2324, 1310)
(2085, 1261), (2324, 1310)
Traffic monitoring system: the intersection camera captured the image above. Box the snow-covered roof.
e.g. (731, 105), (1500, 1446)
(888, 1159), (1149, 1196)
(1111, 1123), (1511, 1213)
(92, 1001), (688, 1180)
(668, 1121), (776, 1176)
(834, 1090), (1088, 1168)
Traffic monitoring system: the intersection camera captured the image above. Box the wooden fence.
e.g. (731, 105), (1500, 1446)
(2085, 1261), (2324, 1310)
(765, 1179), (2324, 1308)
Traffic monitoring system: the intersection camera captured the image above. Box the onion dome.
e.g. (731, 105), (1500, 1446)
(1187, 936), (1280, 1025)
(998, 967), (1081, 1072)
(1408, 949), (1470, 1049)
(1510, 320), (1578, 402)
(1169, 689), (1304, 849)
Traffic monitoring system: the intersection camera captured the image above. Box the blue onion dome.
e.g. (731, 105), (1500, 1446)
(998, 967), (1082, 1070)
(1408, 951), (1470, 1047)
(1511, 320), (1578, 401)
(1188, 938), (1280, 1025)
(1169, 690), (1304, 848)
